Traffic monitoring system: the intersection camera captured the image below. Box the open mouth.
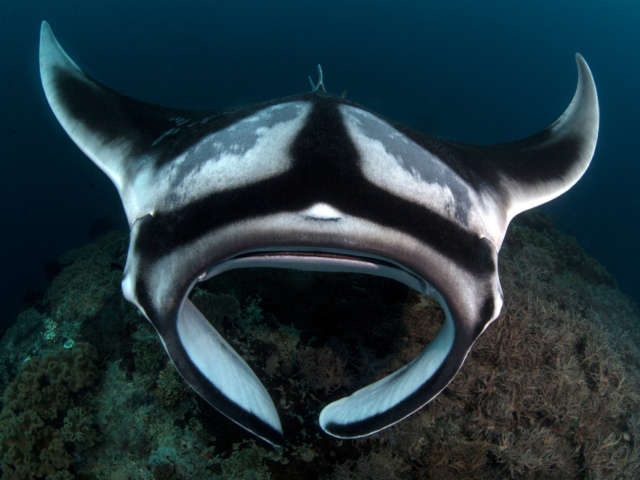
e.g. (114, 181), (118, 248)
(201, 248), (430, 297)
(173, 246), (457, 444)
(188, 256), (448, 438)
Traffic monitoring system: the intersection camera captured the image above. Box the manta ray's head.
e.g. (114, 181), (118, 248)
(39, 21), (598, 445)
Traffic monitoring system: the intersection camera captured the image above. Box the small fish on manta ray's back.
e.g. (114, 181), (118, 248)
(39, 20), (598, 446)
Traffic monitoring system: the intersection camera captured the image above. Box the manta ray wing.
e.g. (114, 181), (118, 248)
(39, 21), (598, 445)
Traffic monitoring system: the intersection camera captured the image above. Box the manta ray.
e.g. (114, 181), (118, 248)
(39, 21), (598, 445)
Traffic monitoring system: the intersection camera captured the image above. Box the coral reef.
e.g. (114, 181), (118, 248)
(297, 346), (352, 394)
(44, 230), (127, 326)
(216, 440), (282, 480)
(154, 364), (189, 408)
(334, 451), (408, 480)
(0, 343), (100, 479)
(61, 407), (101, 452)
(132, 334), (163, 376)
(151, 461), (182, 480)
(0, 309), (47, 397)
(44, 251), (120, 324)
(191, 289), (241, 333)
(508, 210), (617, 288)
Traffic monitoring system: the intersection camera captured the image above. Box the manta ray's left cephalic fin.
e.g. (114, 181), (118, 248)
(172, 298), (283, 444)
(40, 20), (285, 446)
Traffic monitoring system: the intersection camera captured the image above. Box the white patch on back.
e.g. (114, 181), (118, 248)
(340, 106), (463, 219)
(168, 102), (310, 205)
(131, 102), (312, 215)
(339, 105), (503, 243)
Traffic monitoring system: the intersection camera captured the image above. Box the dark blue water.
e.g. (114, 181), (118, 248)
(1, 0), (638, 327)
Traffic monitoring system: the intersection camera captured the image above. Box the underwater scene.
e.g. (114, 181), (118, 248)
(3, 0), (640, 479)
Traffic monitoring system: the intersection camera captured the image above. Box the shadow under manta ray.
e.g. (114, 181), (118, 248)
(38, 20), (599, 446)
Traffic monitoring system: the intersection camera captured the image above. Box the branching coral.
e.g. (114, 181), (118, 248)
(334, 451), (407, 480)
(411, 440), (487, 480)
(297, 346), (352, 394)
(490, 427), (577, 477)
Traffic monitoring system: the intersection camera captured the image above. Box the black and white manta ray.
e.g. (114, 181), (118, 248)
(39, 21), (599, 445)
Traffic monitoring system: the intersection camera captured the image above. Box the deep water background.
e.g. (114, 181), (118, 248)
(1, 0), (638, 328)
